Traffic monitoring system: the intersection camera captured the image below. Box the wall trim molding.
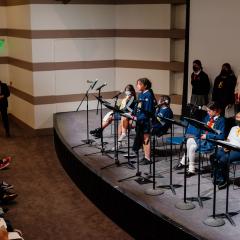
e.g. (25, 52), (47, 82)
(0, 0), (185, 6)
(0, 28), (185, 39)
(10, 86), (119, 105)
(9, 86), (182, 105)
(9, 113), (53, 135)
(0, 57), (184, 72)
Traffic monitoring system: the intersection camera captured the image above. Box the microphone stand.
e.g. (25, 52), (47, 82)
(203, 144), (225, 226)
(175, 120), (195, 210)
(145, 130), (164, 196)
(72, 82), (95, 149)
(101, 96), (121, 170)
(85, 88), (110, 157)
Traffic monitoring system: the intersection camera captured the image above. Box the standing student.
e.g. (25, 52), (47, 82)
(132, 78), (155, 165)
(190, 60), (210, 106)
(212, 63), (236, 135)
(0, 81), (10, 137)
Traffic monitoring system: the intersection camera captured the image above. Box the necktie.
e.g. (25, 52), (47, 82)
(206, 117), (214, 134)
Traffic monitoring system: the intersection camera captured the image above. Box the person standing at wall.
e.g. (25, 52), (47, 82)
(190, 60), (210, 106)
(212, 63), (236, 136)
(234, 74), (240, 113)
(0, 81), (10, 137)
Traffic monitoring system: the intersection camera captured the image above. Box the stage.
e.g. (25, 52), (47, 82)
(54, 110), (240, 240)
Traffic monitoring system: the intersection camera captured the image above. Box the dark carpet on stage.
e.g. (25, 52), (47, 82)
(0, 119), (132, 240)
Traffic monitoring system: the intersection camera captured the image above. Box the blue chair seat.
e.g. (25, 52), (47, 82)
(165, 136), (184, 145)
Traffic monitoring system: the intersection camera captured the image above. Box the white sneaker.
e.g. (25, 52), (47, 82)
(118, 133), (127, 142)
(111, 141), (122, 151)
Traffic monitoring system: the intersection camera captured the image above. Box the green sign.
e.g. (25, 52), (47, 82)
(0, 39), (5, 49)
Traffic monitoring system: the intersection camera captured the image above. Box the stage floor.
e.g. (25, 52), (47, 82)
(54, 110), (240, 240)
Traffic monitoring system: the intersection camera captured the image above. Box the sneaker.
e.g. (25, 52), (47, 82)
(0, 191), (18, 203)
(218, 181), (227, 190)
(0, 158), (10, 170)
(174, 162), (185, 170)
(139, 158), (152, 165)
(111, 141), (122, 151)
(118, 133), (126, 142)
(186, 170), (195, 178)
(90, 128), (101, 135)
(0, 181), (13, 190)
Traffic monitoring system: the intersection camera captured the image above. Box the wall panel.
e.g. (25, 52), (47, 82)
(30, 4), (115, 30)
(115, 38), (170, 62)
(116, 4), (171, 29)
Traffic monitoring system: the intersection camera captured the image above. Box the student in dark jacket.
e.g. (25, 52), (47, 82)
(152, 95), (173, 136)
(132, 78), (155, 165)
(190, 59), (210, 106)
(0, 81), (10, 137)
(175, 102), (225, 177)
(212, 63), (237, 136)
(212, 63), (236, 113)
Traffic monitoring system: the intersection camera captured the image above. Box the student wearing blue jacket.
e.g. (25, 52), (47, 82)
(132, 78), (156, 165)
(152, 95), (173, 136)
(175, 102), (225, 177)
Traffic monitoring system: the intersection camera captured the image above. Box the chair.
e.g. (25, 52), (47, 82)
(163, 122), (198, 161)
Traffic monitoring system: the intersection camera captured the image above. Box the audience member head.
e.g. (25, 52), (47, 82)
(206, 101), (221, 117)
(158, 95), (171, 107)
(124, 84), (136, 99)
(193, 59), (203, 73)
(136, 78), (152, 92)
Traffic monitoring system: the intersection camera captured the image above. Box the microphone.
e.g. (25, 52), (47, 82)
(96, 82), (107, 91)
(87, 79), (98, 89)
(112, 91), (122, 99)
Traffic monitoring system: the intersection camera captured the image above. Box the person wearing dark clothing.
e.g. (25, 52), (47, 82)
(152, 95), (173, 136)
(190, 59), (210, 106)
(212, 63), (237, 136)
(132, 78), (155, 165)
(0, 81), (10, 137)
(212, 63), (236, 112)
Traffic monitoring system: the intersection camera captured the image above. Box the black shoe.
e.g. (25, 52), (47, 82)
(174, 163), (185, 170)
(218, 181), (227, 190)
(90, 128), (99, 135)
(139, 158), (152, 165)
(186, 171), (195, 178)
(93, 131), (102, 139)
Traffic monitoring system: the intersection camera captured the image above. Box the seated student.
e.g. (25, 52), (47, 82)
(212, 112), (240, 189)
(152, 95), (173, 136)
(175, 102), (225, 177)
(90, 84), (136, 139)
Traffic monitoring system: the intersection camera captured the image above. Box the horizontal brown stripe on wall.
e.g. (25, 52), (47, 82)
(2, 0), (185, 6)
(10, 86), (118, 105)
(0, 57), (184, 72)
(0, 57), (8, 64)
(33, 60), (115, 71)
(0, 29), (7, 35)
(1, 29), (185, 39)
(10, 86), (183, 105)
(116, 60), (184, 72)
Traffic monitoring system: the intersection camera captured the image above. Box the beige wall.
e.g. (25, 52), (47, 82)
(189, 0), (240, 101)
(2, 2), (186, 129)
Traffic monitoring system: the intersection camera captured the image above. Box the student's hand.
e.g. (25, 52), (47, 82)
(131, 115), (137, 121)
(201, 134), (206, 139)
